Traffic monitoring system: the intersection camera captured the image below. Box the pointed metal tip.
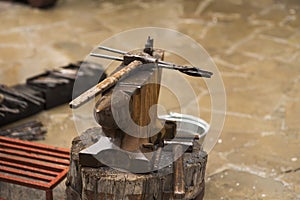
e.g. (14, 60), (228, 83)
(97, 46), (126, 55)
(69, 102), (76, 109)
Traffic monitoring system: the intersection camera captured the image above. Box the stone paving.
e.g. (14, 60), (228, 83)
(0, 0), (299, 199)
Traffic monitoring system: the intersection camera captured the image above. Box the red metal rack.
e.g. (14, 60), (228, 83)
(0, 136), (70, 200)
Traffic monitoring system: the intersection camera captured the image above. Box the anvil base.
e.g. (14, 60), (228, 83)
(66, 127), (207, 200)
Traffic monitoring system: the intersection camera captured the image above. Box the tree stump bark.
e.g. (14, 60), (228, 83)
(65, 127), (207, 200)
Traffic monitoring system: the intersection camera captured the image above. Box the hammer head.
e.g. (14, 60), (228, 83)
(163, 139), (194, 153)
(159, 112), (209, 148)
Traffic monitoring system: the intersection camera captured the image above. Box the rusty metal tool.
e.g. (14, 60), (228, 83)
(152, 146), (163, 171)
(150, 138), (193, 199)
(162, 139), (194, 199)
(158, 112), (210, 198)
(96, 44), (213, 77)
(90, 52), (213, 78)
(98, 46), (126, 55)
(69, 60), (142, 108)
(70, 49), (212, 109)
(172, 144), (185, 199)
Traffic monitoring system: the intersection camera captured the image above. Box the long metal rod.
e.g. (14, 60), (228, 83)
(69, 60), (142, 108)
(98, 46), (126, 55)
(0, 142), (69, 159)
(90, 53), (176, 71)
(90, 53), (213, 78)
(90, 53), (124, 62)
(70, 49), (213, 109)
(96, 46), (213, 75)
(0, 136), (69, 155)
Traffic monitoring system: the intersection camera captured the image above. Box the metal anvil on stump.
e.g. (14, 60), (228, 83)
(66, 127), (207, 200)
(66, 39), (210, 200)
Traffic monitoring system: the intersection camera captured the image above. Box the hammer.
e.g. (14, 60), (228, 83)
(164, 139), (194, 199)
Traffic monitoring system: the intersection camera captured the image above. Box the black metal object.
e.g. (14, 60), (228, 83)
(0, 120), (47, 141)
(0, 84), (44, 106)
(27, 72), (74, 109)
(0, 61), (106, 126)
(0, 85), (44, 126)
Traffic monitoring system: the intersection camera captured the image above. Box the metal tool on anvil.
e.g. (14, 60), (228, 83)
(96, 43), (213, 77)
(140, 112), (209, 197)
(69, 42), (212, 109)
(158, 113), (209, 198)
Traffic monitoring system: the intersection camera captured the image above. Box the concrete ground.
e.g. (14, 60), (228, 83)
(0, 0), (299, 199)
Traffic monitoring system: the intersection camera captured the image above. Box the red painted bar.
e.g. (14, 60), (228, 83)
(0, 136), (70, 200)
(0, 154), (65, 172)
(0, 160), (58, 176)
(0, 148), (69, 165)
(0, 136), (69, 155)
(0, 142), (69, 159)
(0, 166), (53, 182)
(0, 173), (49, 190)
(48, 167), (69, 189)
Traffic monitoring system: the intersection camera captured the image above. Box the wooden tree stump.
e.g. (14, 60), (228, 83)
(65, 127), (207, 200)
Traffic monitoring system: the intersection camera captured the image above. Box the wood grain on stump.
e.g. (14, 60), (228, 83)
(66, 127), (207, 200)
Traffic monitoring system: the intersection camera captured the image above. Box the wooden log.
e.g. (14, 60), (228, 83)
(66, 127), (207, 200)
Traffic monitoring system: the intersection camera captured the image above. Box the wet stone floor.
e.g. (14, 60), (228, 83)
(0, 0), (300, 199)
